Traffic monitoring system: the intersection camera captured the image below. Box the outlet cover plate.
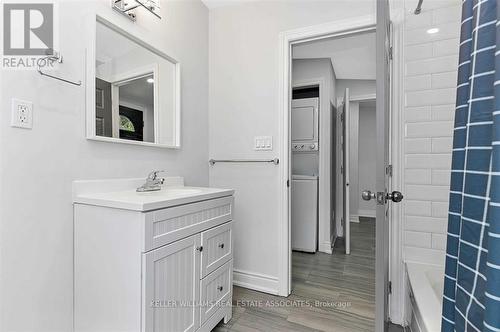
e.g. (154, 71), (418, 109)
(11, 98), (33, 129)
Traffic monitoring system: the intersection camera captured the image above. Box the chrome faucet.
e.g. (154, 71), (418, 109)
(136, 170), (165, 192)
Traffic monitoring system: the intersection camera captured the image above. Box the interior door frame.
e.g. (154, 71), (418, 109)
(278, 14), (376, 295)
(278, 13), (401, 331)
(388, 9), (405, 325)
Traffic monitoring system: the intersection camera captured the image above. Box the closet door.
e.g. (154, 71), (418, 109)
(143, 235), (201, 332)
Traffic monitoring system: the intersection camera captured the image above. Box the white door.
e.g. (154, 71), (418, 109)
(143, 235), (201, 332)
(342, 88), (351, 255)
(371, 1), (403, 330)
(376, 2), (392, 330)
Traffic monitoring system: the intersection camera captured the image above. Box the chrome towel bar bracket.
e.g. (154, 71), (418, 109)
(209, 158), (279, 166)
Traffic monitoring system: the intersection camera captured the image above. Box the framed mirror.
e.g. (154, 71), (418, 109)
(86, 16), (180, 148)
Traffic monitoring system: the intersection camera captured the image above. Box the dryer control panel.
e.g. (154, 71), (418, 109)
(292, 142), (319, 152)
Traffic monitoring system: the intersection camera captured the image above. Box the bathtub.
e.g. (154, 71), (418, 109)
(406, 262), (444, 332)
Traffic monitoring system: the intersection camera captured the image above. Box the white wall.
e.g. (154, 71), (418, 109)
(209, 1), (375, 294)
(358, 102), (377, 217)
(402, 0), (461, 265)
(0, 1), (209, 330)
(292, 58), (336, 253)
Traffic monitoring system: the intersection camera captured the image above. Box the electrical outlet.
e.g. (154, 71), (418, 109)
(11, 99), (33, 129)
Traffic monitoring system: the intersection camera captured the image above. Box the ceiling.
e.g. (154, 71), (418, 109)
(120, 75), (154, 108)
(201, 0), (258, 9)
(292, 31), (376, 80)
(359, 99), (376, 109)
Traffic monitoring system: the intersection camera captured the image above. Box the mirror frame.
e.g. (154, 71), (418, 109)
(86, 14), (181, 148)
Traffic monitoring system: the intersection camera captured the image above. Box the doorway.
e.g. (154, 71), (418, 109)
(279, 4), (400, 331)
(289, 29), (378, 330)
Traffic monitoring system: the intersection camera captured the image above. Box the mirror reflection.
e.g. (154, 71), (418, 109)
(94, 20), (178, 145)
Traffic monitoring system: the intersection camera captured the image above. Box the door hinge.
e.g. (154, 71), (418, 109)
(386, 165), (393, 177)
(287, 179), (290, 188)
(341, 165), (344, 174)
(388, 281), (392, 294)
(389, 46), (393, 60)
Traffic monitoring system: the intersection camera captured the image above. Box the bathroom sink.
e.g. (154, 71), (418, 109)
(73, 177), (233, 211)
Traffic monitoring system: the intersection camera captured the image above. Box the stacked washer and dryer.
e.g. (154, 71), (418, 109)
(291, 95), (319, 253)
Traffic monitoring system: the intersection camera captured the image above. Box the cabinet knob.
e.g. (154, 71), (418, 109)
(217, 286), (223, 292)
(218, 243), (225, 249)
(196, 246), (203, 252)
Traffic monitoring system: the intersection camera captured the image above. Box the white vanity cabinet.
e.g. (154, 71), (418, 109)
(74, 180), (234, 332)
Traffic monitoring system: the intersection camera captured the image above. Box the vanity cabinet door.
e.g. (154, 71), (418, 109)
(143, 234), (201, 332)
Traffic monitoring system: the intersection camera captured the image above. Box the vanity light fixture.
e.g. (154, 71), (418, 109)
(112, 0), (161, 22)
(427, 28), (439, 34)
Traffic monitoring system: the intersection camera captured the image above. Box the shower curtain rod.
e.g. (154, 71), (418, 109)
(414, 0), (424, 14)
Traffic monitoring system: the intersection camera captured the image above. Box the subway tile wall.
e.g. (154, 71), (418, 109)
(403, 1), (461, 265)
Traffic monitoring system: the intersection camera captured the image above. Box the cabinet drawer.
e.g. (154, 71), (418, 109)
(201, 222), (233, 277)
(200, 260), (232, 325)
(145, 196), (233, 252)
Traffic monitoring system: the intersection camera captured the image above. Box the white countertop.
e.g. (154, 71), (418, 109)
(72, 177), (234, 212)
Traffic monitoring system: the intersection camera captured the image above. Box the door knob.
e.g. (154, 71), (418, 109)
(362, 190), (376, 201)
(387, 191), (404, 203)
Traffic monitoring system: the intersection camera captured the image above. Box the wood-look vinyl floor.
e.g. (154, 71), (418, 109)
(213, 217), (404, 331)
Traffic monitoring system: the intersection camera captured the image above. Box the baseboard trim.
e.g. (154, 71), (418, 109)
(350, 215), (360, 223)
(358, 209), (376, 218)
(233, 269), (280, 295)
(319, 241), (332, 254)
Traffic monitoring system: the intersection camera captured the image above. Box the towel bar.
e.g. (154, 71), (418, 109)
(209, 158), (279, 166)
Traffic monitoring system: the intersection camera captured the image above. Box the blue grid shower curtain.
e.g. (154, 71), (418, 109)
(442, 0), (500, 331)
